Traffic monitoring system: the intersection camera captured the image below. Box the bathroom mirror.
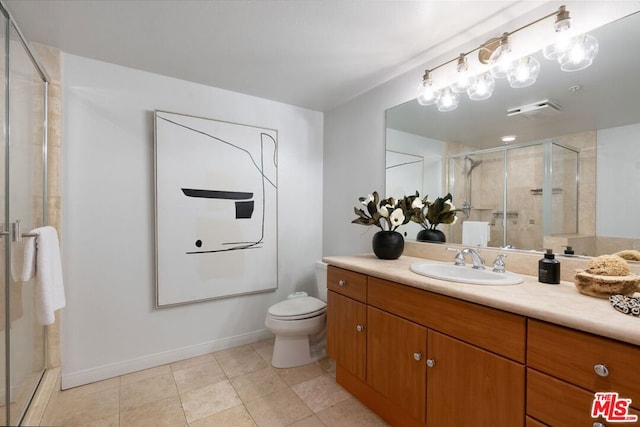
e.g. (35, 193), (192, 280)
(386, 11), (640, 257)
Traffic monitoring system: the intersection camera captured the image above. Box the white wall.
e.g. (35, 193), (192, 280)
(61, 54), (323, 388)
(322, 1), (639, 257)
(596, 122), (640, 238)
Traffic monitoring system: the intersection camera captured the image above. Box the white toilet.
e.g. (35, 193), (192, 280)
(265, 261), (328, 368)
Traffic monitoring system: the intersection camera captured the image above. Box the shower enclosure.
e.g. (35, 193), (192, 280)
(448, 140), (578, 251)
(0, 3), (49, 425)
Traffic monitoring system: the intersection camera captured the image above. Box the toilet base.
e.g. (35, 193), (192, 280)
(271, 335), (325, 368)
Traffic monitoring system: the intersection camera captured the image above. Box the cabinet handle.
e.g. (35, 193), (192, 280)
(426, 359), (435, 368)
(594, 364), (609, 377)
(413, 353), (422, 361)
(338, 280), (346, 287)
(593, 422), (605, 427)
(356, 324), (365, 332)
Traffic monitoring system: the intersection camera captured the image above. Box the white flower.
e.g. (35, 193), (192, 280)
(378, 205), (389, 218)
(390, 208), (405, 226)
(451, 215), (458, 225)
(361, 194), (374, 206)
(412, 198), (424, 209)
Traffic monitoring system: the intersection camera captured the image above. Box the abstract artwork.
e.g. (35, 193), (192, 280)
(154, 111), (278, 306)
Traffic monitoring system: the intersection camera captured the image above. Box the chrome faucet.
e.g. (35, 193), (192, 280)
(447, 248), (465, 266)
(461, 248), (485, 269)
(492, 253), (507, 273)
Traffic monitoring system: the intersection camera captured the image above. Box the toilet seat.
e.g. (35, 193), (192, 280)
(267, 296), (327, 320)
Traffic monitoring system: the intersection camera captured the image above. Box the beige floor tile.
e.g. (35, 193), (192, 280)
(172, 357), (226, 394)
(251, 338), (275, 362)
(276, 362), (325, 387)
(60, 377), (120, 403)
(245, 388), (312, 427)
(214, 344), (255, 360)
(189, 404), (257, 427)
(170, 353), (217, 372)
(215, 346), (269, 378)
(290, 374), (350, 413)
(120, 371), (178, 411)
(81, 413), (120, 427)
(62, 387), (120, 427)
(181, 379), (241, 423)
(288, 414), (326, 427)
(120, 395), (186, 427)
(230, 366), (288, 402)
(317, 357), (336, 374)
(316, 397), (388, 427)
(120, 364), (172, 385)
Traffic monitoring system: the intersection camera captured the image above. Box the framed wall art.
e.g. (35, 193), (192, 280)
(154, 110), (278, 306)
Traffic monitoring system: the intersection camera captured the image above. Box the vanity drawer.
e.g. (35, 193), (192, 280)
(528, 320), (640, 405)
(367, 276), (526, 362)
(527, 368), (640, 427)
(327, 266), (367, 303)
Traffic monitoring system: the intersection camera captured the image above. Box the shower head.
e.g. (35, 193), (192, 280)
(464, 156), (482, 177)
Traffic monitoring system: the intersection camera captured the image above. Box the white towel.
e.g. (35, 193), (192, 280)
(21, 226), (66, 325)
(462, 221), (491, 247)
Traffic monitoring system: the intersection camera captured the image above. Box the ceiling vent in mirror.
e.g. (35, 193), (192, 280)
(507, 100), (562, 119)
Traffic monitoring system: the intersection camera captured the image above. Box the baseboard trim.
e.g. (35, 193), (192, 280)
(61, 329), (273, 389)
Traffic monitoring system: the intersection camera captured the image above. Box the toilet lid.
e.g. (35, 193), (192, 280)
(268, 296), (327, 318)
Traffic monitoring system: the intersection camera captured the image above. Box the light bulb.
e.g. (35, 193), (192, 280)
(543, 33), (572, 61)
(467, 73), (495, 101)
(507, 56), (540, 88)
(451, 54), (471, 94)
(489, 33), (514, 79)
(558, 34), (599, 71)
(436, 87), (459, 112)
(416, 71), (439, 105)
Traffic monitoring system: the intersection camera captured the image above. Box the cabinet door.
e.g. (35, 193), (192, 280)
(367, 306), (427, 423)
(427, 330), (525, 427)
(326, 290), (367, 380)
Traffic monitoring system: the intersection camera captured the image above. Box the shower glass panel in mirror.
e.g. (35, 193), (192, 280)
(447, 141), (578, 251)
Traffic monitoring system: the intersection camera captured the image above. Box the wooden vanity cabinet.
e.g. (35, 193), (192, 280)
(328, 266), (526, 427)
(326, 267), (368, 381)
(527, 320), (640, 426)
(366, 306), (427, 423)
(426, 329), (525, 427)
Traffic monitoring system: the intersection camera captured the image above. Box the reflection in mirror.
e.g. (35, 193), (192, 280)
(386, 11), (640, 257)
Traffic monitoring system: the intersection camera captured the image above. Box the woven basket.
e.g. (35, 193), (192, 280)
(574, 270), (640, 299)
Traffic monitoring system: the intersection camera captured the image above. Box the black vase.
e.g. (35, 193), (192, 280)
(417, 228), (446, 243)
(372, 231), (404, 260)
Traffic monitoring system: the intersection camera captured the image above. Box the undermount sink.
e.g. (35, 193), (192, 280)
(410, 262), (523, 286)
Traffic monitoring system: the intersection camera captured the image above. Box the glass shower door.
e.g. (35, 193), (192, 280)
(0, 10), (7, 427)
(6, 21), (46, 425)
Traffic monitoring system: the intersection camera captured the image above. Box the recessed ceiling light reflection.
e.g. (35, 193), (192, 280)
(501, 135), (517, 143)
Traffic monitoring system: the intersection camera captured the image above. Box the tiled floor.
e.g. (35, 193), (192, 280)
(44, 339), (388, 426)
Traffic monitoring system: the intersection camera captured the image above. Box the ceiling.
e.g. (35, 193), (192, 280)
(1, 0), (545, 112)
(386, 9), (640, 149)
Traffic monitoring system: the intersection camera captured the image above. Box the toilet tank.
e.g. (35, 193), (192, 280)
(315, 261), (328, 302)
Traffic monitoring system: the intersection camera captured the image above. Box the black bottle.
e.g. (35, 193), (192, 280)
(539, 249), (560, 284)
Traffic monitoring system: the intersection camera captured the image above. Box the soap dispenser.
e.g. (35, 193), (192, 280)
(539, 249), (560, 284)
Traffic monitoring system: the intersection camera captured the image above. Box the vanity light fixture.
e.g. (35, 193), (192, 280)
(451, 54), (472, 93)
(436, 87), (460, 112)
(416, 70), (439, 106)
(416, 5), (599, 111)
(467, 73), (495, 101)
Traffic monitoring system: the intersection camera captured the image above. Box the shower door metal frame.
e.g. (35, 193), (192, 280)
(448, 140), (579, 249)
(0, 1), (50, 424)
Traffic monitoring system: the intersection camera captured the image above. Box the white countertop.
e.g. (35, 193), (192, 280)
(323, 254), (640, 346)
